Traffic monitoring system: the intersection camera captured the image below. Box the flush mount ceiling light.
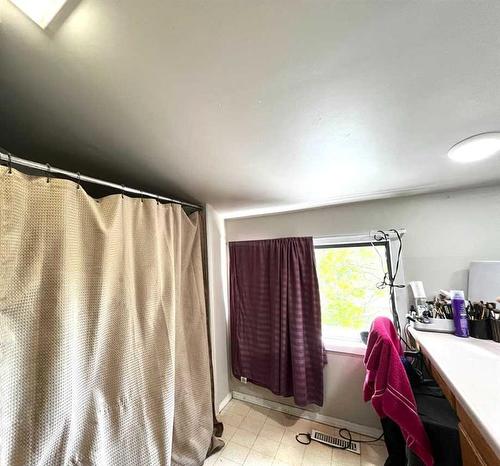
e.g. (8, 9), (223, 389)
(448, 132), (500, 163)
(9, 0), (69, 29)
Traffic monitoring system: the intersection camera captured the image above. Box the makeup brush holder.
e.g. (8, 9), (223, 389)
(469, 319), (492, 340)
(490, 319), (500, 343)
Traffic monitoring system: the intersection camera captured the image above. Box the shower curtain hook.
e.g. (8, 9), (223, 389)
(46, 164), (51, 183)
(121, 184), (125, 199)
(7, 152), (12, 174)
(140, 190), (144, 203)
(156, 195), (160, 206)
(76, 172), (81, 189)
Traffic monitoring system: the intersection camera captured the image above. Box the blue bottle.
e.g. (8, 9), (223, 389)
(451, 290), (469, 337)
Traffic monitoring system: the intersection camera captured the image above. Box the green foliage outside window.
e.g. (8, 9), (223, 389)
(315, 245), (390, 332)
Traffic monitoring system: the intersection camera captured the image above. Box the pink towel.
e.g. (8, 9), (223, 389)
(363, 317), (434, 466)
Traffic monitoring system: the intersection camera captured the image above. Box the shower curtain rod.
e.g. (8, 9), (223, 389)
(0, 149), (202, 210)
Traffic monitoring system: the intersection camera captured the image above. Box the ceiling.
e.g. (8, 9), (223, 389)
(1, 0), (500, 217)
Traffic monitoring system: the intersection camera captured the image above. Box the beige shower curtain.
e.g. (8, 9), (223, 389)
(0, 166), (214, 465)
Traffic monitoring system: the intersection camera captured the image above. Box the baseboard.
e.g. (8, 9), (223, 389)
(232, 391), (383, 438)
(217, 392), (233, 414)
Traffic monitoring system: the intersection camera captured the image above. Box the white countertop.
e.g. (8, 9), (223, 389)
(408, 327), (500, 459)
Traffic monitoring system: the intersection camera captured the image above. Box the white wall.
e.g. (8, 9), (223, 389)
(224, 184), (500, 428)
(205, 205), (231, 411)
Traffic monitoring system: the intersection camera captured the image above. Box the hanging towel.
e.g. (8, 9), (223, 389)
(229, 237), (325, 407)
(363, 317), (434, 466)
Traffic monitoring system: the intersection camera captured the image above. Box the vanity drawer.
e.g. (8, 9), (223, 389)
(457, 402), (498, 466)
(459, 423), (487, 466)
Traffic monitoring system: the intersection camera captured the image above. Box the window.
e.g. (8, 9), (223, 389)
(314, 241), (393, 344)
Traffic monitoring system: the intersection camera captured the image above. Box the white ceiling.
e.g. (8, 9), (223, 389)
(1, 0), (500, 216)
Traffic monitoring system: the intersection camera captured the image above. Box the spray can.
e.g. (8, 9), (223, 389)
(451, 290), (469, 338)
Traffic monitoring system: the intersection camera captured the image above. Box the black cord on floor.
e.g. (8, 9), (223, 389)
(295, 433), (311, 445)
(295, 428), (384, 450)
(338, 428), (384, 444)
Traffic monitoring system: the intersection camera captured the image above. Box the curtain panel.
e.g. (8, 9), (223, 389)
(0, 166), (213, 466)
(229, 237), (325, 407)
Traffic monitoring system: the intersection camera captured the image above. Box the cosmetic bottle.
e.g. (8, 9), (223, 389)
(451, 290), (469, 338)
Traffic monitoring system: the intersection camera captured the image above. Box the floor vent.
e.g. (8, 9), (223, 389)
(310, 430), (361, 455)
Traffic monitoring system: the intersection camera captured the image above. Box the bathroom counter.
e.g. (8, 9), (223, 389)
(408, 327), (500, 465)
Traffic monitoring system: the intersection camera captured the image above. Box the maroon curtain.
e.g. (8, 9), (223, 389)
(229, 237), (325, 407)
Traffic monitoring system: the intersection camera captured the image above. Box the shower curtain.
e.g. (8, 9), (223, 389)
(0, 166), (214, 466)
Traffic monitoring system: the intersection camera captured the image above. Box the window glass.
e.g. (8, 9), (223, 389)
(315, 243), (392, 342)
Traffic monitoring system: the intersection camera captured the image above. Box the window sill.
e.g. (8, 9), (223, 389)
(323, 339), (366, 356)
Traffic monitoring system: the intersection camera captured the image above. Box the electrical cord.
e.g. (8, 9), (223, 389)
(372, 231), (403, 316)
(371, 229), (411, 347)
(404, 322), (418, 351)
(295, 428), (384, 449)
(338, 428), (384, 445)
(374, 229), (405, 293)
(295, 433), (311, 445)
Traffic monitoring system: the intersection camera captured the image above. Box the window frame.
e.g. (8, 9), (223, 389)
(314, 239), (397, 355)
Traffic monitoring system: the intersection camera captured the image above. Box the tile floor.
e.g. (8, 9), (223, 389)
(204, 399), (387, 466)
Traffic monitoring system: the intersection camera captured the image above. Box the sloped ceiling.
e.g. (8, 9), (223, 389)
(1, 0), (500, 216)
